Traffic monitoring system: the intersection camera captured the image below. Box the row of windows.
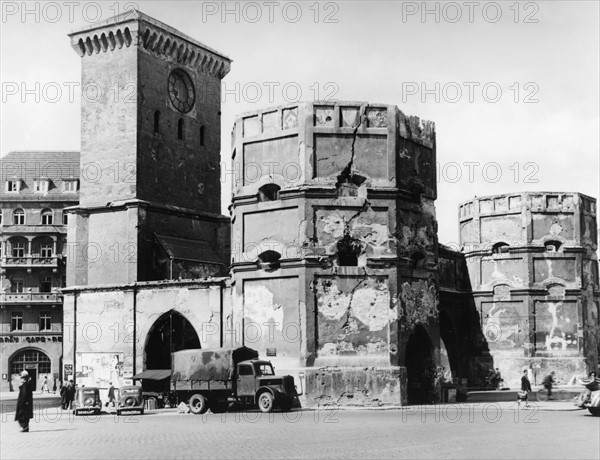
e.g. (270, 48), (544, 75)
(5, 179), (78, 193)
(8, 277), (65, 293)
(0, 209), (68, 226)
(9, 276), (60, 292)
(153, 111), (206, 145)
(9, 312), (53, 331)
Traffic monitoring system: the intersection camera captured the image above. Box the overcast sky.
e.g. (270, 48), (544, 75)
(1, 0), (598, 245)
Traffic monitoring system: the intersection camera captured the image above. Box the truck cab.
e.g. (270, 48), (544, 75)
(236, 359), (297, 412)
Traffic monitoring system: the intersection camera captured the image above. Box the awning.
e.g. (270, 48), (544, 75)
(155, 234), (223, 265)
(132, 369), (171, 380)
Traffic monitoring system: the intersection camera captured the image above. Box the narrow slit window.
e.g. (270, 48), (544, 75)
(200, 125), (205, 146)
(178, 118), (184, 140)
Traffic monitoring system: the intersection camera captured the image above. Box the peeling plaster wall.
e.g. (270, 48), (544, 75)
(61, 279), (229, 392)
(230, 101), (438, 406)
(313, 276), (393, 366)
(459, 192), (599, 386)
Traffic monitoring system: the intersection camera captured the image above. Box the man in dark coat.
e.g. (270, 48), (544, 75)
(65, 379), (76, 409)
(518, 369), (532, 407)
(15, 370), (33, 432)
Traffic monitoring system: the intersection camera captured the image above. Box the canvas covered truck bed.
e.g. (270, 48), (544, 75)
(171, 346), (259, 391)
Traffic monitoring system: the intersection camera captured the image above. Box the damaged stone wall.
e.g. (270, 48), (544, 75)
(67, 13), (231, 285)
(459, 192), (599, 386)
(230, 101), (439, 406)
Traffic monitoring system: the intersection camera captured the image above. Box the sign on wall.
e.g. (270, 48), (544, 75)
(75, 352), (125, 388)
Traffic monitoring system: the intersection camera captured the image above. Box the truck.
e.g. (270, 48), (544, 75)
(133, 346), (300, 414)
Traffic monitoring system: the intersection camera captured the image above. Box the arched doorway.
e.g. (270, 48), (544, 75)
(144, 310), (201, 370)
(10, 349), (51, 391)
(405, 325), (435, 405)
(439, 311), (458, 382)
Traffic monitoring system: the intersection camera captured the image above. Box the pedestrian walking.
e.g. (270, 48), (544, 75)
(65, 379), (76, 410)
(15, 370), (33, 432)
(518, 369), (532, 408)
(60, 381), (67, 409)
(543, 371), (555, 399)
(52, 377), (57, 394)
(41, 375), (49, 393)
(107, 382), (116, 407)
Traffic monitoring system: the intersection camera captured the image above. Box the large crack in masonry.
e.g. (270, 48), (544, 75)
(335, 111), (366, 190)
(339, 269), (369, 337)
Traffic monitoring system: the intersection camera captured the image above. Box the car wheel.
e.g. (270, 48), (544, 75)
(258, 392), (274, 413)
(189, 394), (208, 415)
(116, 410), (121, 416)
(588, 407), (600, 416)
(140, 409), (144, 415)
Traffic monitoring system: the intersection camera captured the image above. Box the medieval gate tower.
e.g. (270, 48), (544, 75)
(66, 11), (231, 286)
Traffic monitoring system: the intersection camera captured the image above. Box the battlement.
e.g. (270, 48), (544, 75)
(231, 101), (436, 199)
(68, 10), (231, 78)
(459, 191), (598, 252)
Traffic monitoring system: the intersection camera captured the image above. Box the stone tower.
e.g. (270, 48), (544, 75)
(229, 102), (440, 406)
(459, 192), (599, 385)
(66, 11), (231, 286)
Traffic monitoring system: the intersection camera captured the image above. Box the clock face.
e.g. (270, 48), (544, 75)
(168, 69), (195, 113)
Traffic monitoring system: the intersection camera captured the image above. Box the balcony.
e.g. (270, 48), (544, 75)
(0, 292), (62, 304)
(1, 256), (60, 269)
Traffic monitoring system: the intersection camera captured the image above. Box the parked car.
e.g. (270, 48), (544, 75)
(73, 387), (102, 416)
(116, 385), (144, 415)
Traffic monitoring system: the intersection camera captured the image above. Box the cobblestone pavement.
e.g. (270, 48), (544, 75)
(1, 403), (598, 459)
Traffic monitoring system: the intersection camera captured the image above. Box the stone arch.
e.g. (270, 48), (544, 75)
(144, 310), (201, 370)
(10, 347), (51, 391)
(439, 311), (459, 381)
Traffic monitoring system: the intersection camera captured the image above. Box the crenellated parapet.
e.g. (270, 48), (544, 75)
(68, 10), (231, 78)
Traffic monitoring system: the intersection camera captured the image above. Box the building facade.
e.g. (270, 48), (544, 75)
(456, 192), (599, 387)
(0, 151), (80, 392)
(54, 11), (599, 406)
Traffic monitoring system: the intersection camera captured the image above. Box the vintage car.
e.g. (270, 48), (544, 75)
(72, 387), (102, 416)
(116, 385), (145, 415)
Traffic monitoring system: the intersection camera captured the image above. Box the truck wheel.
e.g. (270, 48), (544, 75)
(258, 392), (274, 413)
(189, 394), (209, 415)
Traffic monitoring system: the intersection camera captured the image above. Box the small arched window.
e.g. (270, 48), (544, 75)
(545, 240), (562, 252)
(41, 209), (53, 225)
(200, 125), (205, 146)
(492, 242), (509, 255)
(178, 118), (184, 140)
(154, 110), (160, 134)
(257, 250), (281, 271)
(258, 184), (281, 202)
(13, 208), (25, 225)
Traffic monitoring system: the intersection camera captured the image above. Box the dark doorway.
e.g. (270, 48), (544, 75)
(439, 311), (459, 380)
(405, 325), (435, 405)
(144, 310), (201, 370)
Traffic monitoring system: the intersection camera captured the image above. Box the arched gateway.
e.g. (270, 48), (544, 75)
(144, 310), (201, 370)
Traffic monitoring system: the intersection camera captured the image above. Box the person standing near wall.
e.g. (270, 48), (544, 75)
(15, 371), (34, 432)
